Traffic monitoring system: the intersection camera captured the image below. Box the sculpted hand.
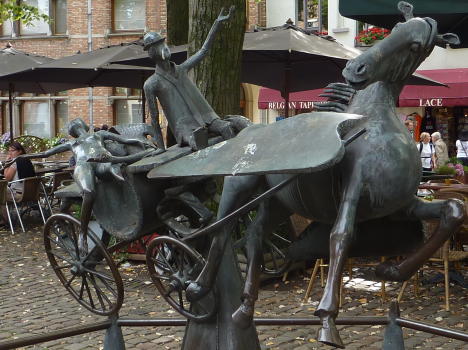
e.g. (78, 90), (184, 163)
(217, 6), (235, 23)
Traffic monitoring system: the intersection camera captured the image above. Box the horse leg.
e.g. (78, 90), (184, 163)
(186, 174), (262, 302)
(314, 175), (362, 349)
(232, 199), (289, 328)
(376, 197), (465, 281)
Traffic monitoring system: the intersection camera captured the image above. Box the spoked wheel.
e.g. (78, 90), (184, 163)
(146, 236), (216, 322)
(44, 213), (124, 316)
(234, 212), (293, 277)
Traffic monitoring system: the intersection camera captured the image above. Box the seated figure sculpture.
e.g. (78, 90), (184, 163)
(143, 6), (249, 151)
(21, 118), (155, 255)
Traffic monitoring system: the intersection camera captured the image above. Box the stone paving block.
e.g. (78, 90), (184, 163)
(0, 226), (467, 349)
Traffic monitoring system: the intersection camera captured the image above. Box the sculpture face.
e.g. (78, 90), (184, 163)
(68, 118), (89, 138)
(343, 17), (436, 90)
(148, 42), (171, 62)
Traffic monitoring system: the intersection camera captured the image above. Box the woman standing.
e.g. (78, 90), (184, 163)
(456, 130), (468, 166)
(418, 132), (435, 171)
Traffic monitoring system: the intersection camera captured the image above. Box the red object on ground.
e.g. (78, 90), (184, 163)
(126, 233), (159, 254)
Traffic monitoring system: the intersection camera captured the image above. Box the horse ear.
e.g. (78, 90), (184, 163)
(436, 33), (461, 46)
(398, 1), (414, 21)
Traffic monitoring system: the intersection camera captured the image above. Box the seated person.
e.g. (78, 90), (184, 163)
(1, 141), (35, 224)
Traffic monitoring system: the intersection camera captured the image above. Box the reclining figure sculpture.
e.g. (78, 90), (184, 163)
(22, 118), (155, 255)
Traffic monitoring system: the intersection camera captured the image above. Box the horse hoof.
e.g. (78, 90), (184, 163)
(186, 282), (210, 302)
(317, 323), (345, 349)
(375, 262), (406, 282)
(232, 304), (253, 329)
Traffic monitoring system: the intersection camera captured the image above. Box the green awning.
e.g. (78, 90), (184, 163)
(339, 0), (468, 47)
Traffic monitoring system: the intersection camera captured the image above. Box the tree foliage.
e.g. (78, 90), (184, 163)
(0, 0), (49, 26)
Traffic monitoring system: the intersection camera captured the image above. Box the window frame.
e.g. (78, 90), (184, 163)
(0, 0), (67, 38)
(111, 0), (146, 33)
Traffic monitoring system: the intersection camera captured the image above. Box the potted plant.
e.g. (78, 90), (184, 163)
(355, 27), (390, 45)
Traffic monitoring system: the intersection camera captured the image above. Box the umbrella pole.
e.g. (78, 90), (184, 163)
(282, 62), (292, 118)
(8, 83), (14, 141)
(141, 82), (146, 123)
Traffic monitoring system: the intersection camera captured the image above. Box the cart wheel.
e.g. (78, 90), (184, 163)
(44, 213), (124, 316)
(234, 213), (293, 277)
(146, 236), (216, 322)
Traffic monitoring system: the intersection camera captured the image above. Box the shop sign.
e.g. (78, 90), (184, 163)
(419, 98), (443, 107)
(267, 101), (315, 109)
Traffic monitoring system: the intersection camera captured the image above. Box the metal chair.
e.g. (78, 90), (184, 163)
(7, 176), (52, 232)
(41, 171), (73, 210)
(0, 180), (14, 234)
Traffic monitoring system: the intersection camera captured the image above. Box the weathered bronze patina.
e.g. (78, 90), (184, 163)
(23, 118), (154, 254)
(181, 2), (465, 348)
(143, 7), (248, 152)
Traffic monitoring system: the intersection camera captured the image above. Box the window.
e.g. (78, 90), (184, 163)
(51, 0), (67, 34)
(55, 100), (68, 135)
(20, 0), (50, 35)
(113, 0), (145, 31)
(1, 0), (67, 37)
(22, 101), (51, 138)
(115, 100), (143, 125)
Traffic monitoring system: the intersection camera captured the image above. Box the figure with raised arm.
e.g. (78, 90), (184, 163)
(21, 118), (155, 255)
(143, 6), (249, 152)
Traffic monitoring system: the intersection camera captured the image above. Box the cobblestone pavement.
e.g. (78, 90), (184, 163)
(0, 224), (467, 349)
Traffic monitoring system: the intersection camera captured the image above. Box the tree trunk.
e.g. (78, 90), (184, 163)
(167, 0), (189, 45)
(188, 0), (246, 116)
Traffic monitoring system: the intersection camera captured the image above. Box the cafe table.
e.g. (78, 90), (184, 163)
(418, 182), (468, 194)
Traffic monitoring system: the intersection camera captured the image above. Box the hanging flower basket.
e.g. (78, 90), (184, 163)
(356, 27), (390, 45)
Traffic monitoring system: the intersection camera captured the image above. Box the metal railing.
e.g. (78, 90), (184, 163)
(0, 302), (466, 350)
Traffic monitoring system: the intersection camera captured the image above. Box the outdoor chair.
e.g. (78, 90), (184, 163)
(41, 171), (73, 210)
(0, 179), (14, 234)
(303, 257), (388, 305)
(7, 176), (52, 233)
(398, 191), (468, 311)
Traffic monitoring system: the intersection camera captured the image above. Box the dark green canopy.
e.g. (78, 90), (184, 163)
(339, 0), (468, 47)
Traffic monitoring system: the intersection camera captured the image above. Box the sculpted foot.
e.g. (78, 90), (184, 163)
(375, 262), (409, 282)
(78, 233), (89, 258)
(232, 296), (254, 329)
(315, 313), (344, 349)
(186, 281), (211, 302)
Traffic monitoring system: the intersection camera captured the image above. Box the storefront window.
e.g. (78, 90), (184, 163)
(115, 100), (142, 125)
(22, 101), (51, 138)
(113, 0), (145, 31)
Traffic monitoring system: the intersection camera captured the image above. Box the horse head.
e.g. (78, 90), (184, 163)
(343, 1), (459, 91)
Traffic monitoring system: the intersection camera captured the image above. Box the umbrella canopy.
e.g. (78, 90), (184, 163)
(0, 46), (75, 139)
(339, 0), (468, 48)
(113, 24), (442, 93)
(0, 46), (78, 93)
(2, 41), (154, 90)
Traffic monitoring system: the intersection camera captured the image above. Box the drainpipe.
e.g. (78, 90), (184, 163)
(88, 0), (94, 129)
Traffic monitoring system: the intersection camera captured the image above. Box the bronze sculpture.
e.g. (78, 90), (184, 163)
(143, 6), (249, 152)
(178, 2), (465, 348)
(22, 118), (154, 255)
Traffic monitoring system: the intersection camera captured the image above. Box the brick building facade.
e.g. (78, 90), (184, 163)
(0, 0), (266, 139)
